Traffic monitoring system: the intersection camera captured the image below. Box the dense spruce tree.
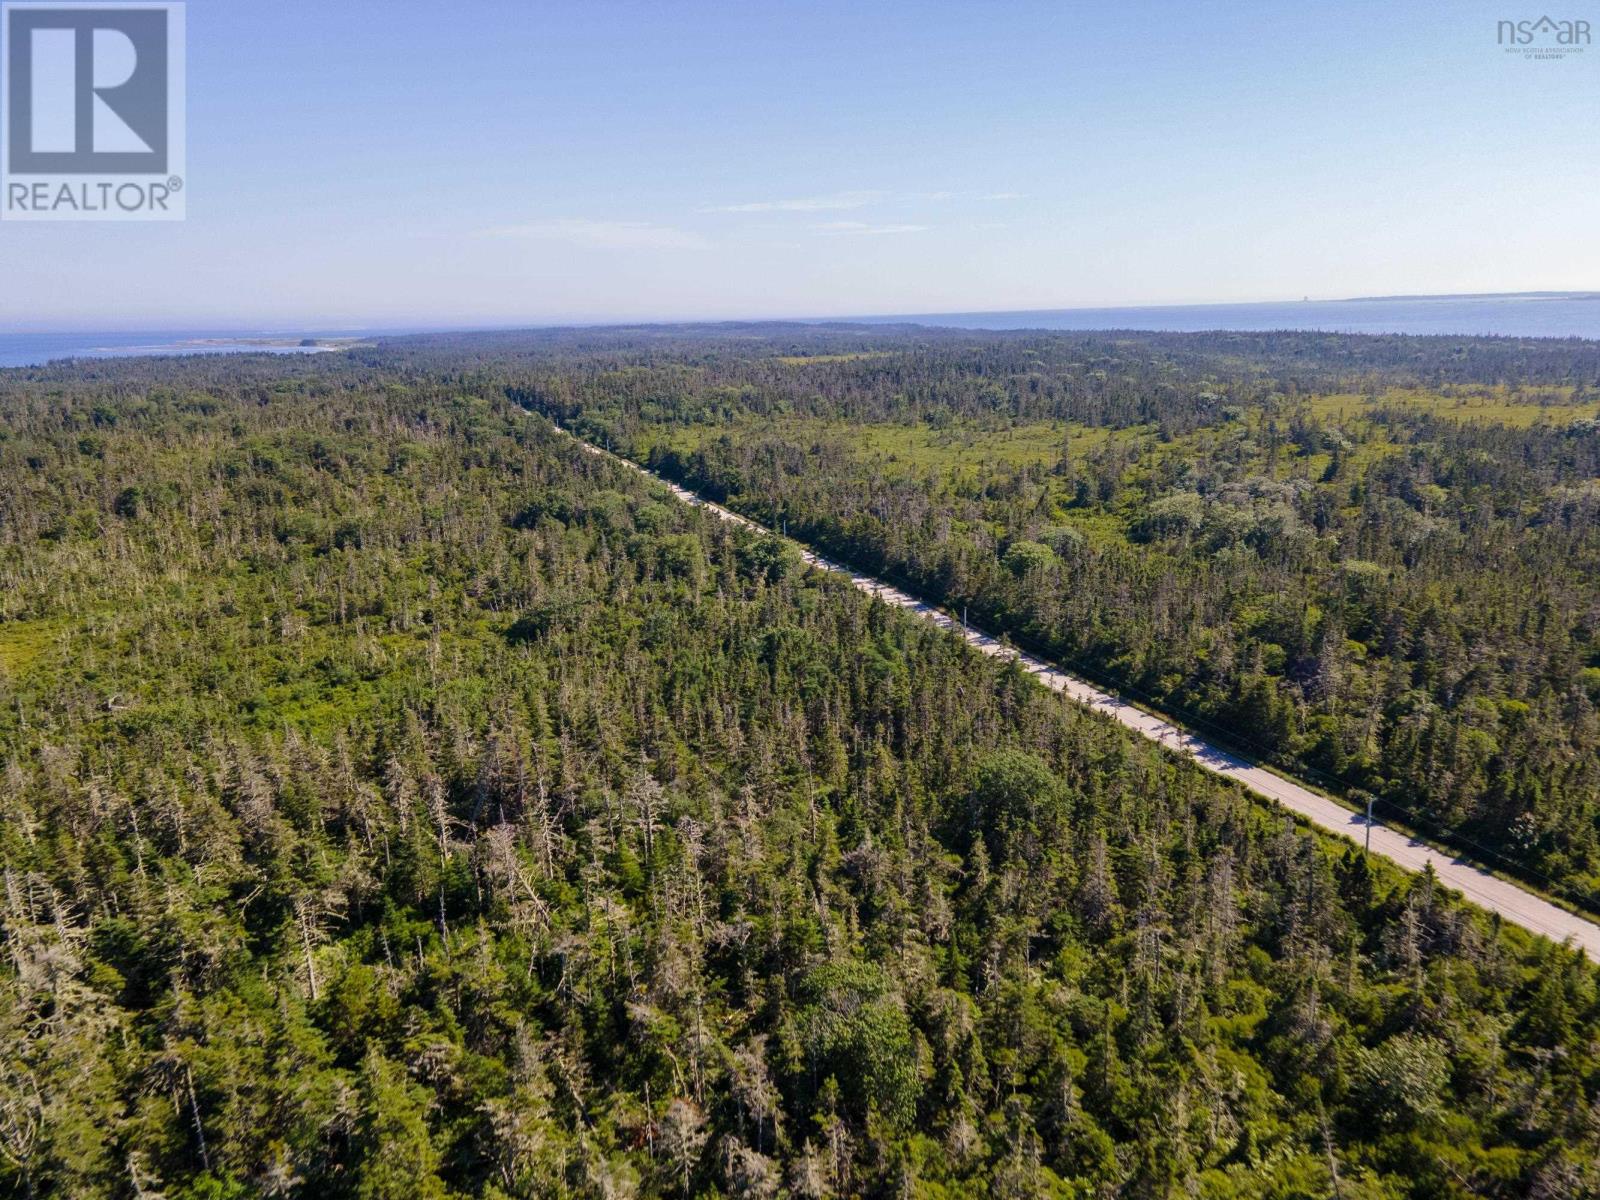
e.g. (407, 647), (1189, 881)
(484, 324), (1600, 908)
(1, 340), (1599, 1197)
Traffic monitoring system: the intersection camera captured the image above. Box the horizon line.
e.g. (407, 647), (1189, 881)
(7, 289), (1600, 337)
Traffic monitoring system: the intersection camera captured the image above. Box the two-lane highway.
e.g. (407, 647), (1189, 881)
(554, 421), (1600, 958)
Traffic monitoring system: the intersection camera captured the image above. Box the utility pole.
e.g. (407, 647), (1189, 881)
(1365, 794), (1375, 857)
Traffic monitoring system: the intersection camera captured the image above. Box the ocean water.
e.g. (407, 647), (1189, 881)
(854, 293), (1600, 339)
(0, 330), (355, 370)
(4, 296), (1598, 370)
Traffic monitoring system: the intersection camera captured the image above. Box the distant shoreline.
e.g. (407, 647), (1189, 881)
(163, 336), (368, 349)
(1339, 290), (1600, 303)
(7, 293), (1600, 370)
(836, 293), (1600, 339)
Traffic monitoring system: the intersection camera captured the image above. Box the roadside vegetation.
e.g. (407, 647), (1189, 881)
(3, 338), (1600, 1198)
(505, 329), (1600, 910)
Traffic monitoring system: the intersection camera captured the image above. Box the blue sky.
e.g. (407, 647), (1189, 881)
(3, 0), (1597, 329)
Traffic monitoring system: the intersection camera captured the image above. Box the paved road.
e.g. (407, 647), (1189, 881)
(559, 425), (1600, 957)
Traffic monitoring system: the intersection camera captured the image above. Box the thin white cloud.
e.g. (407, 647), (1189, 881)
(701, 189), (1024, 214)
(813, 220), (928, 236)
(699, 190), (888, 213)
(483, 219), (709, 250)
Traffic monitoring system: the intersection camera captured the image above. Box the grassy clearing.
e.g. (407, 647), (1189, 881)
(0, 618), (63, 676)
(771, 351), (892, 365)
(642, 415), (1126, 472)
(1308, 386), (1600, 428)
